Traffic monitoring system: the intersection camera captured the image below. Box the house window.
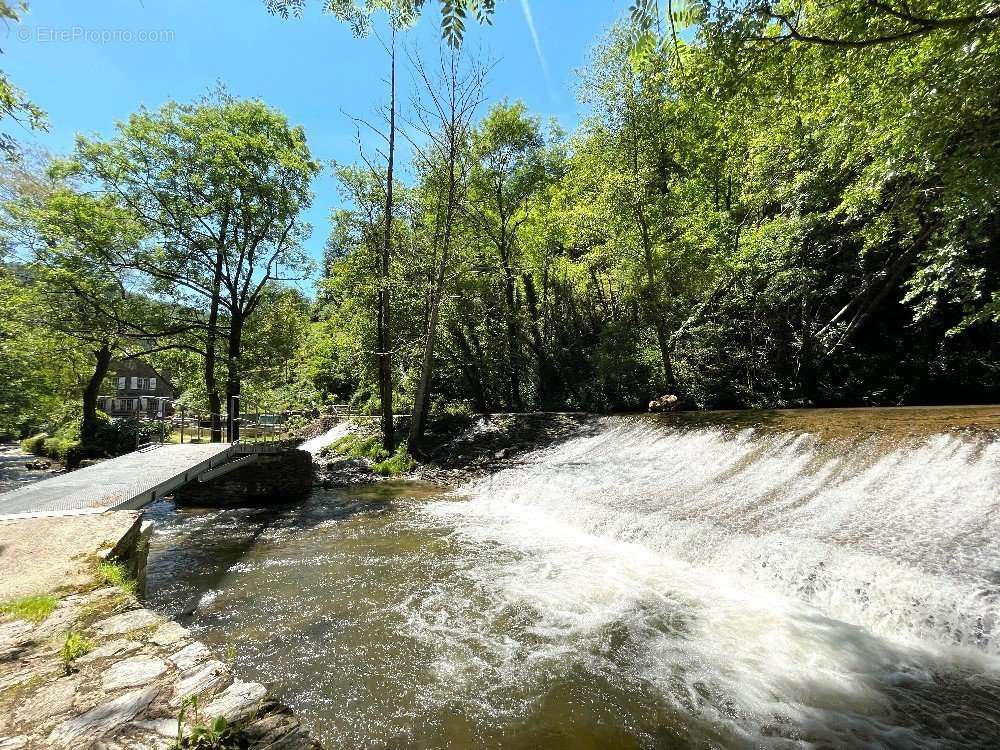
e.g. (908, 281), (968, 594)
(149, 377), (157, 391)
(118, 377), (126, 390)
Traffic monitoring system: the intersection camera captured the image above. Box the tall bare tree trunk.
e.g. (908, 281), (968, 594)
(408, 182), (455, 450)
(377, 28), (397, 453)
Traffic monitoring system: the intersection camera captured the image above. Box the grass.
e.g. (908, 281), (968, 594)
(97, 560), (137, 596)
(326, 432), (416, 476)
(0, 594), (57, 624)
(330, 433), (389, 462)
(62, 629), (94, 671)
(372, 446), (417, 476)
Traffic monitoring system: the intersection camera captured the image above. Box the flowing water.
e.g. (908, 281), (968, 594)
(145, 407), (1000, 749)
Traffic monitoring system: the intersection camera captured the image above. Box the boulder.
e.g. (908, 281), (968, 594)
(204, 680), (269, 722)
(170, 660), (229, 706)
(94, 608), (161, 636)
(168, 641), (211, 671)
(648, 394), (680, 412)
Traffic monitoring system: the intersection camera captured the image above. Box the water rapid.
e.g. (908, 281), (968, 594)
(146, 409), (1000, 749)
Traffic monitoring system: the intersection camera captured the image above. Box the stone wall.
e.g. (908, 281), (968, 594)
(173, 449), (314, 508)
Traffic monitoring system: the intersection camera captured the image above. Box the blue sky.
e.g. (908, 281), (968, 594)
(5, 0), (629, 276)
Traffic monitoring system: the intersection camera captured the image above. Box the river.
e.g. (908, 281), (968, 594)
(144, 407), (1000, 749)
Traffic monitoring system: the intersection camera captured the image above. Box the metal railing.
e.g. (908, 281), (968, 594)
(127, 397), (362, 452)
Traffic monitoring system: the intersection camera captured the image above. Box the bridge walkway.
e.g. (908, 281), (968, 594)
(0, 442), (279, 519)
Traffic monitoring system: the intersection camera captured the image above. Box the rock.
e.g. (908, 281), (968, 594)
(170, 659), (229, 706)
(102, 655), (169, 692)
(0, 619), (33, 647)
(77, 638), (143, 663)
(648, 394), (679, 412)
(0, 737), (29, 750)
(94, 608), (162, 636)
(168, 641), (211, 671)
(203, 680), (268, 722)
(131, 717), (181, 739)
(14, 677), (77, 724)
(0, 665), (49, 693)
(244, 711), (313, 749)
(149, 620), (190, 647)
(46, 686), (159, 748)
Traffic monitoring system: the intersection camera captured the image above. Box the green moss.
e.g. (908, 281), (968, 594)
(0, 594), (57, 623)
(0, 674), (44, 713)
(372, 446), (417, 476)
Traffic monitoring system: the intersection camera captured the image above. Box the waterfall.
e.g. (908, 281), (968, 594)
(422, 415), (1000, 747)
(299, 421), (353, 456)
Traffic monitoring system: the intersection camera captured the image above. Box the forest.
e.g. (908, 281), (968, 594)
(1, 0), (998, 460)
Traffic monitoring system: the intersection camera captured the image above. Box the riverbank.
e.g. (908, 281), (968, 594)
(0, 512), (319, 749)
(0, 444), (61, 495)
(309, 412), (597, 487)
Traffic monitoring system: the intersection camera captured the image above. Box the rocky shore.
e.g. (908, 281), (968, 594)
(0, 586), (318, 750)
(0, 510), (319, 750)
(310, 412), (597, 488)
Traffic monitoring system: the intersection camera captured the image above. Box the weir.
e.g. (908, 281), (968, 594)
(143, 407), (1000, 749)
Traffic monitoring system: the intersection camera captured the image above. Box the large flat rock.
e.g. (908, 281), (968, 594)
(0, 512), (142, 600)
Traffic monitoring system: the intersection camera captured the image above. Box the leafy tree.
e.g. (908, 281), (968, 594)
(0, 1), (47, 159)
(65, 93), (319, 440)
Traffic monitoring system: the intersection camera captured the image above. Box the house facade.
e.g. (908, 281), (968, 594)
(98, 359), (177, 419)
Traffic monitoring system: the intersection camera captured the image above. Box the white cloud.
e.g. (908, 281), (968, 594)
(519, 0), (556, 102)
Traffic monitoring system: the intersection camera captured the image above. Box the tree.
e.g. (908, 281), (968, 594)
(405, 46), (487, 450)
(66, 93), (319, 441)
(1, 180), (190, 453)
(0, 2), (47, 159)
(467, 102), (548, 409)
(264, 0), (497, 47)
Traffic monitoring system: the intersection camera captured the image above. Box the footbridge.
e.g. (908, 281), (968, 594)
(0, 442), (284, 520)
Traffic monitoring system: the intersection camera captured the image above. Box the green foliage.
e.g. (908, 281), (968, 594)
(0, 2), (47, 158)
(62, 630), (94, 670)
(97, 560), (137, 596)
(0, 594), (56, 624)
(20, 432), (47, 456)
(263, 0), (497, 44)
(330, 432), (390, 462)
(372, 445), (416, 476)
(172, 695), (244, 750)
(93, 416), (152, 457)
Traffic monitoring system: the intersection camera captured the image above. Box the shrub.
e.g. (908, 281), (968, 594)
(331, 433), (388, 462)
(36, 418), (83, 465)
(372, 446), (416, 477)
(20, 433), (48, 456)
(0, 594), (57, 623)
(94, 416), (151, 456)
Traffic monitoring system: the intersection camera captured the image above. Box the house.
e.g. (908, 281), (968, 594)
(98, 359), (177, 419)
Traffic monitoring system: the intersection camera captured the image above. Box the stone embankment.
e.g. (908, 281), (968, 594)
(0, 512), (319, 749)
(0, 588), (318, 749)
